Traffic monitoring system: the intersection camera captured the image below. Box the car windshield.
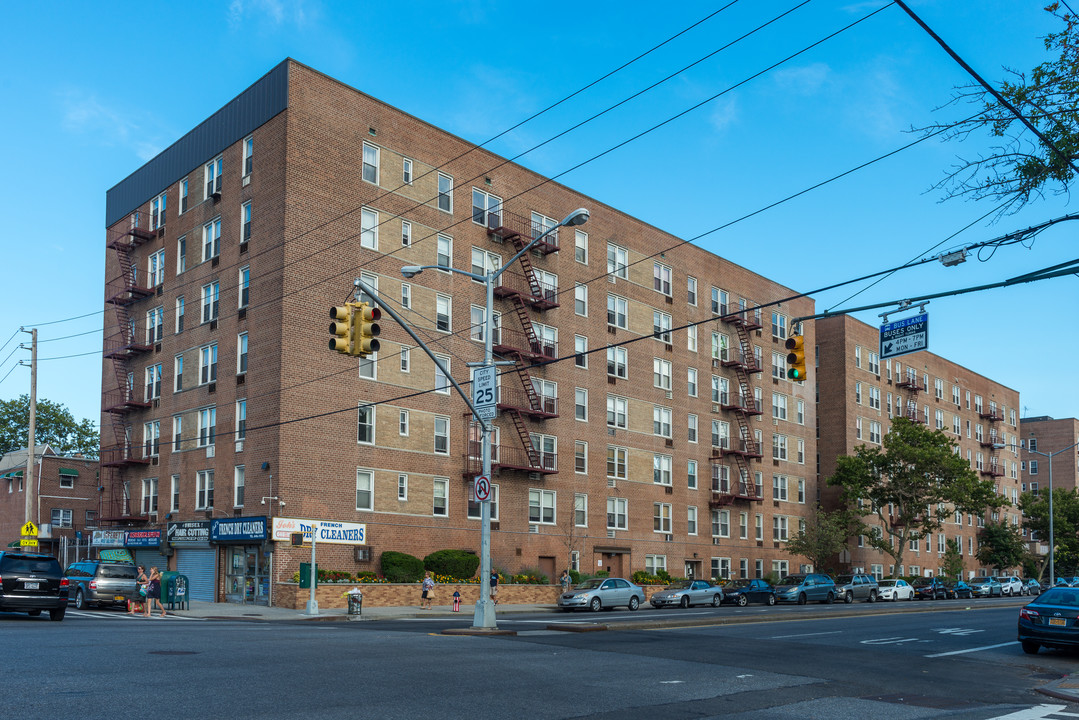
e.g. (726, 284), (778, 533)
(1038, 589), (1079, 606)
(0, 555), (58, 574)
(666, 580), (692, 590)
(575, 579), (604, 590)
(878, 580), (897, 587)
(779, 575), (806, 585)
(834, 576), (854, 584)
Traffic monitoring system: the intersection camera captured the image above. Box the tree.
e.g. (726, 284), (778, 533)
(828, 418), (1002, 574)
(941, 538), (965, 580)
(1019, 487), (1079, 576)
(977, 521), (1027, 572)
(913, 4), (1079, 215)
(0, 395), (98, 457)
(784, 505), (853, 573)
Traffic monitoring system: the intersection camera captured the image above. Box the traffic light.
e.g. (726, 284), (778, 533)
(329, 304), (354, 354)
(354, 302), (381, 357)
(785, 334), (807, 381)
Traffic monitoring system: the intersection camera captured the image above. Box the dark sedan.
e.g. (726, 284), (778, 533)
(943, 580), (973, 599)
(1018, 586), (1079, 654)
(720, 578), (776, 606)
(911, 577), (948, 600)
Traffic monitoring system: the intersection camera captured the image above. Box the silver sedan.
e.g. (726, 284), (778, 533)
(557, 577), (644, 612)
(649, 580), (724, 609)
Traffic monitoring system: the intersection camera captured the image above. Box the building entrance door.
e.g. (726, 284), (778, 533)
(225, 545), (269, 605)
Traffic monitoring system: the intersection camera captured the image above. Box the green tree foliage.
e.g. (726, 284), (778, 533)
(1020, 487), (1079, 574)
(913, 5), (1079, 215)
(941, 538), (965, 579)
(784, 505), (853, 573)
(977, 521), (1027, 571)
(0, 395), (98, 457)
(423, 549), (480, 579)
(828, 418), (1002, 572)
(378, 551), (424, 583)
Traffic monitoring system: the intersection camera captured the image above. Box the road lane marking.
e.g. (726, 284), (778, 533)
(924, 641), (1018, 657)
(861, 636), (921, 645)
(770, 630), (843, 639)
(933, 627), (985, 636)
(985, 704), (1067, 719)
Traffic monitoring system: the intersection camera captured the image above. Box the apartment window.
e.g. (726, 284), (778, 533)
(607, 497), (628, 530)
(199, 344), (218, 384)
(575, 229), (588, 264)
(607, 446), (627, 479)
(1030, 460), (1039, 475)
(653, 454), (672, 486)
(236, 399), (246, 441)
(712, 376), (727, 404)
(240, 202), (252, 244)
(773, 475), (788, 501)
(242, 135), (253, 175)
(773, 434), (788, 460)
(711, 287), (727, 315)
(771, 312), (787, 340)
(433, 479), (448, 517)
(471, 247), (502, 277)
(772, 352), (787, 380)
(773, 516), (789, 541)
(712, 510), (730, 538)
(529, 489), (556, 524)
(141, 478), (159, 515)
(179, 180), (188, 214)
(197, 407), (216, 447)
(202, 218), (221, 261)
(402, 158), (413, 184)
(574, 284), (588, 316)
(654, 358), (672, 390)
(607, 295), (627, 328)
(575, 441), (587, 474)
(687, 276), (697, 306)
(196, 470), (214, 510)
(175, 296), (185, 333)
(360, 208), (378, 250)
(712, 420), (729, 449)
(148, 249), (165, 287)
(437, 172), (453, 212)
(172, 416), (182, 452)
(607, 347), (627, 378)
(471, 188), (501, 227)
(398, 475), (408, 501)
(755, 514), (764, 541)
(236, 333), (248, 374)
(201, 282), (219, 323)
(687, 506), (698, 535)
(687, 325), (697, 352)
(653, 503), (673, 533)
(177, 235), (187, 274)
(573, 493), (588, 527)
(687, 368), (698, 397)
(607, 243), (628, 279)
(400, 220), (412, 248)
(356, 469), (373, 511)
(739, 512), (748, 539)
(868, 386), (880, 410)
(204, 156), (222, 199)
(357, 405), (374, 444)
(772, 393), (788, 421)
(362, 142), (380, 184)
(236, 266), (250, 309)
(688, 460), (698, 489)
(653, 311), (672, 343)
(434, 354), (450, 394)
(467, 482), (499, 520)
(856, 418), (863, 440)
(436, 234), (452, 269)
(607, 395), (627, 429)
(688, 414), (698, 443)
(146, 306), (163, 344)
(868, 351), (880, 375)
(143, 421), (160, 457)
(435, 294), (451, 332)
(234, 466), (245, 508)
(144, 364), (162, 401)
(653, 262), (672, 295)
(574, 335), (588, 368)
(855, 382), (862, 405)
(854, 346), (862, 368)
(170, 475), (180, 512)
(653, 406), (672, 438)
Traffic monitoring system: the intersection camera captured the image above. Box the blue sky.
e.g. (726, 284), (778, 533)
(0, 1), (1074, 430)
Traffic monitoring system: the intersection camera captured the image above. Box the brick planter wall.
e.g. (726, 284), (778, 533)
(273, 583), (668, 609)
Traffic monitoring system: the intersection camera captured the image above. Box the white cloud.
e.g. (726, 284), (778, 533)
(772, 63), (832, 95)
(707, 96), (739, 133)
(228, 0), (311, 30)
(60, 90), (138, 141)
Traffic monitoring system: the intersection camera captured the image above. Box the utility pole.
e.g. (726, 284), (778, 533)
(21, 327), (37, 526)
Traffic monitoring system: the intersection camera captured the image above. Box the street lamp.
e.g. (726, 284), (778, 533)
(402, 207), (588, 629)
(1028, 434), (1079, 586)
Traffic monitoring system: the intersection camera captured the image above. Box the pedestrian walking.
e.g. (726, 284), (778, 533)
(560, 569), (571, 593)
(129, 565), (148, 615)
(490, 570), (499, 605)
(144, 566), (167, 618)
(421, 571), (435, 609)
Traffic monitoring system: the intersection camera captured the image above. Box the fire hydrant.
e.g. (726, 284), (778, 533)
(452, 590), (461, 612)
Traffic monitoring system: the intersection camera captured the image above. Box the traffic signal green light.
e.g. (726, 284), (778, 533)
(354, 302), (381, 357)
(785, 334), (807, 381)
(329, 305), (353, 354)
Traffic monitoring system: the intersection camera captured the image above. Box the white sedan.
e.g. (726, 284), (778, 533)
(877, 579), (914, 601)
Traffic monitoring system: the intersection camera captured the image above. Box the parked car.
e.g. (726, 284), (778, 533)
(833, 574), (879, 603)
(64, 560), (139, 610)
(911, 577), (948, 600)
(720, 578), (777, 606)
(0, 551), (69, 621)
(877, 578), (914, 601)
(943, 580), (974, 599)
(1018, 586), (1079, 654)
(774, 573), (836, 605)
(969, 576), (1003, 597)
(649, 579), (723, 609)
(557, 577), (644, 612)
(1023, 578), (1046, 595)
(996, 576), (1024, 596)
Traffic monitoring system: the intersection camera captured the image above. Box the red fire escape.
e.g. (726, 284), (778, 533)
(462, 209), (560, 478)
(896, 369), (924, 423)
(710, 306), (764, 508)
(100, 212), (154, 522)
(979, 408), (1006, 477)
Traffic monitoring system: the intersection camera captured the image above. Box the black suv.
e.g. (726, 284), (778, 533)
(0, 551), (69, 620)
(65, 560), (139, 610)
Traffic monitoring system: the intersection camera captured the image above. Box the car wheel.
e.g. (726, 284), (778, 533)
(868, 590), (877, 603)
(711, 594), (721, 608)
(74, 589), (86, 610)
(907, 591), (913, 600)
(49, 608), (65, 621)
(27, 610), (41, 617)
(628, 596), (640, 611)
(766, 594), (776, 606)
(797, 593), (807, 605)
(680, 596), (690, 609)
(824, 591), (834, 605)
(589, 597), (602, 612)
(1021, 640), (1040, 655)
(844, 591), (854, 604)
(737, 595), (748, 607)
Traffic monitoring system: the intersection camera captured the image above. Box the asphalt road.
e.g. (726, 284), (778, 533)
(6, 601), (1079, 720)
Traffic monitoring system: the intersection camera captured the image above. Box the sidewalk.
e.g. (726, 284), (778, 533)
(167, 600), (558, 622)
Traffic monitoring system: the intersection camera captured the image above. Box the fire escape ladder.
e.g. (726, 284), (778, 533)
(513, 362), (543, 413)
(510, 296), (542, 356)
(512, 243), (546, 301)
(505, 408), (541, 466)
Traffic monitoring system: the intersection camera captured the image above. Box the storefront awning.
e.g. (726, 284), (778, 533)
(58, 468), (79, 477)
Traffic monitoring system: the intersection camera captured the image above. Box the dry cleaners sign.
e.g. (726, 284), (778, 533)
(271, 517), (365, 545)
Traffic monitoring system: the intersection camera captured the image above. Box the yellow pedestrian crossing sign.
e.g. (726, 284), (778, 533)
(21, 522), (38, 537)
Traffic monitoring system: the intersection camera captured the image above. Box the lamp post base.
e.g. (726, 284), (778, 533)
(471, 598), (497, 629)
(305, 600), (319, 616)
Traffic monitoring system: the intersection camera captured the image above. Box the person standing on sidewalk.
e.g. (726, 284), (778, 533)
(144, 566), (167, 618)
(490, 570), (499, 605)
(560, 570), (571, 593)
(421, 572), (435, 609)
(129, 565), (148, 615)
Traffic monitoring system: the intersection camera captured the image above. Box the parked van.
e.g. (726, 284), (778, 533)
(64, 561), (138, 610)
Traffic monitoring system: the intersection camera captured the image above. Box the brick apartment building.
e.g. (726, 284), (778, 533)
(0, 445), (101, 559)
(815, 314), (1023, 579)
(100, 59), (818, 605)
(1021, 416), (1079, 492)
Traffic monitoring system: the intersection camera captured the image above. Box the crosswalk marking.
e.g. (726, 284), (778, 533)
(986, 704), (1067, 719)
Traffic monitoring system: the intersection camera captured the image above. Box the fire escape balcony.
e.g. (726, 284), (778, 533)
(101, 445), (152, 468)
(496, 387), (557, 419)
(709, 482), (763, 507)
(103, 328), (152, 359)
(712, 438), (763, 460)
(980, 462), (1005, 478)
(896, 374), (922, 391)
(491, 327), (557, 363)
(979, 436), (1005, 449)
(978, 409), (1003, 423)
(721, 396), (763, 417)
(463, 441), (557, 477)
(486, 209), (560, 255)
(103, 389), (151, 414)
(720, 306), (763, 331)
(106, 219), (155, 249)
(494, 271), (559, 310)
(721, 352), (762, 374)
(105, 277), (154, 306)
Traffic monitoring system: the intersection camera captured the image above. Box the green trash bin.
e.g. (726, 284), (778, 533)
(160, 572), (189, 611)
